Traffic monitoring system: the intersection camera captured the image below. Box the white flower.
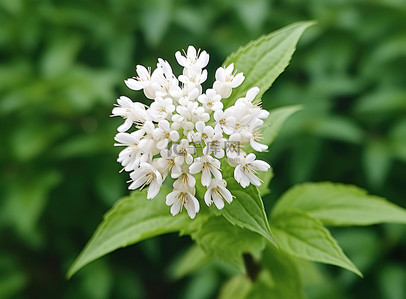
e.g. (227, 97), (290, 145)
(189, 155), (222, 186)
(234, 153), (270, 188)
(153, 120), (179, 150)
(173, 139), (195, 165)
(191, 105), (210, 123)
(203, 128), (226, 159)
(204, 179), (233, 209)
(138, 121), (157, 157)
(112, 96), (148, 132)
(148, 97), (175, 122)
(198, 89), (223, 111)
(176, 101), (210, 124)
(171, 113), (194, 132)
(125, 65), (160, 99)
(129, 163), (163, 199)
(213, 63), (245, 98)
(177, 88), (200, 106)
(172, 167), (196, 189)
(114, 131), (145, 171)
(175, 46), (209, 70)
(235, 87), (269, 120)
(240, 118), (268, 152)
(166, 187), (200, 219)
(192, 121), (214, 144)
(213, 109), (236, 135)
(154, 59), (180, 98)
(156, 149), (176, 179)
(226, 133), (243, 159)
(179, 68), (208, 94)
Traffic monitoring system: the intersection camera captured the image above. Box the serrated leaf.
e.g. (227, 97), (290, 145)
(67, 186), (199, 278)
(190, 216), (266, 271)
(223, 21), (315, 107)
(215, 167), (275, 245)
(261, 105), (303, 146)
(271, 211), (362, 276)
(272, 182), (406, 226)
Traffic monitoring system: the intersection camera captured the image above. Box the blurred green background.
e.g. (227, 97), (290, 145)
(1, 0), (406, 298)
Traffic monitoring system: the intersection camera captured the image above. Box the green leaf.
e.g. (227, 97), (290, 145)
(1, 171), (61, 242)
(190, 216), (266, 271)
(170, 245), (212, 279)
(218, 275), (253, 299)
(139, 0), (171, 47)
(390, 119), (406, 162)
(271, 211), (362, 276)
(262, 245), (304, 298)
(311, 116), (364, 144)
(379, 264), (406, 299)
(181, 266), (220, 299)
(258, 166), (273, 197)
(234, 0), (269, 33)
(215, 167), (276, 245)
(261, 105), (303, 146)
(218, 245), (302, 299)
(363, 140), (392, 188)
(67, 186), (201, 278)
(272, 182), (406, 226)
(223, 21), (315, 107)
(40, 35), (82, 78)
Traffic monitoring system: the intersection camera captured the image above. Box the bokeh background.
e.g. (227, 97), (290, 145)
(1, 0), (406, 298)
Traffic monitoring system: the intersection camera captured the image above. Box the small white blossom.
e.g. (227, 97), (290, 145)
(240, 118), (268, 152)
(198, 89), (223, 112)
(234, 153), (270, 188)
(125, 65), (160, 99)
(129, 163), (163, 199)
(189, 155), (222, 186)
(153, 59), (179, 98)
(148, 97), (175, 122)
(173, 139), (195, 166)
(204, 179), (233, 209)
(153, 120), (179, 150)
(203, 128), (226, 159)
(226, 133), (244, 159)
(213, 109), (236, 135)
(235, 87), (269, 120)
(166, 187), (200, 219)
(192, 121), (215, 144)
(213, 63), (245, 98)
(114, 131), (145, 171)
(179, 68), (208, 94)
(172, 167), (196, 189)
(112, 96), (148, 132)
(138, 121), (157, 157)
(156, 149), (176, 179)
(175, 46), (209, 70)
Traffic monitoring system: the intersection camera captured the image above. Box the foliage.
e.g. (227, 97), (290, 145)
(1, 0), (406, 298)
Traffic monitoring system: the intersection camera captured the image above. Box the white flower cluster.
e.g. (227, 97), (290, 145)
(113, 46), (270, 219)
